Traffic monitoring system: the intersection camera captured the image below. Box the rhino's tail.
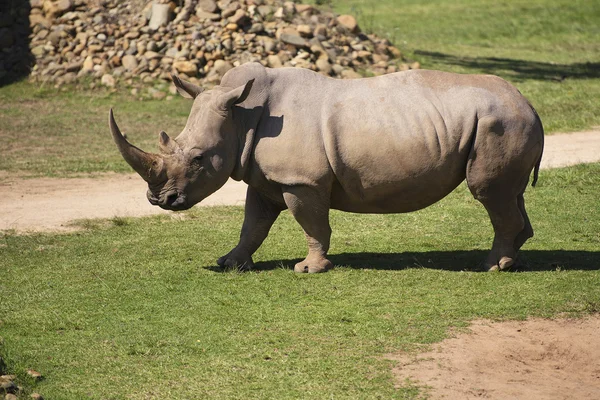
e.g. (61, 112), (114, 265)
(529, 103), (544, 187)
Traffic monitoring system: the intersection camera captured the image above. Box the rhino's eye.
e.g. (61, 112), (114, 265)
(192, 154), (204, 163)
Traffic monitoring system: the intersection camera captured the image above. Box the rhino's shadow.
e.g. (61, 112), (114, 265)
(208, 250), (600, 273)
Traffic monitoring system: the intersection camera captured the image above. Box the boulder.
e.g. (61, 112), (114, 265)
(337, 15), (358, 33)
(149, 2), (172, 30)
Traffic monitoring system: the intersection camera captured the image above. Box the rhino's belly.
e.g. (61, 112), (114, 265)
(329, 162), (467, 214)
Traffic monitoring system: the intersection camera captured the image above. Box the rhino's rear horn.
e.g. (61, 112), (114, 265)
(109, 108), (163, 183)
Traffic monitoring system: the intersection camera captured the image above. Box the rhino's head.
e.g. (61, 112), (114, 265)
(109, 75), (254, 211)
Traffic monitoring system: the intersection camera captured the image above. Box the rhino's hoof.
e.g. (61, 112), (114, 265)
(294, 258), (333, 274)
(217, 255), (254, 271)
(486, 257), (515, 272)
(499, 256), (515, 270)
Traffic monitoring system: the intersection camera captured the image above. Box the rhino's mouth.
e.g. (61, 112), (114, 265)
(147, 189), (190, 211)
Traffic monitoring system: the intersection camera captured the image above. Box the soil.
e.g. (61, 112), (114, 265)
(1, 130), (599, 232)
(0, 174), (246, 232)
(388, 315), (600, 399)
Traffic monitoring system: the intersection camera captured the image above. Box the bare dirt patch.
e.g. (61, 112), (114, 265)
(0, 174), (246, 232)
(0, 130), (599, 232)
(389, 315), (600, 399)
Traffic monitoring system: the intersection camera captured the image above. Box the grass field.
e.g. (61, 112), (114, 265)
(0, 0), (599, 177)
(1, 0), (599, 398)
(1, 164), (599, 398)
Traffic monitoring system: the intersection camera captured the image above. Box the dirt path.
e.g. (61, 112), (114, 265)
(388, 315), (600, 399)
(1, 130), (599, 232)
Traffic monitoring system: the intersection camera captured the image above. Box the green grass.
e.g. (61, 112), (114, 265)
(0, 81), (189, 177)
(1, 163), (599, 398)
(1, 0), (599, 177)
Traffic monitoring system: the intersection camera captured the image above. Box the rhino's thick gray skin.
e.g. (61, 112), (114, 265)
(110, 63), (544, 272)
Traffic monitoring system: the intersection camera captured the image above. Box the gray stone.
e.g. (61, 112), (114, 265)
(198, 0), (219, 13)
(101, 73), (115, 87)
(165, 47), (178, 58)
(196, 11), (221, 21)
(257, 5), (273, 18)
(213, 59), (233, 76)
(280, 33), (306, 48)
(121, 55), (138, 71)
(149, 3), (172, 30)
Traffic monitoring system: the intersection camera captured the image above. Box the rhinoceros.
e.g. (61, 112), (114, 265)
(109, 62), (544, 272)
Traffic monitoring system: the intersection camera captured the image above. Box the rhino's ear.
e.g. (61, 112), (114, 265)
(217, 79), (255, 111)
(158, 131), (178, 154)
(172, 74), (204, 99)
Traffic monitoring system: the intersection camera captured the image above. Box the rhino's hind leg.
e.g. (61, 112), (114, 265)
(283, 185), (333, 273)
(479, 196), (525, 271)
(217, 186), (283, 270)
(513, 193), (534, 252)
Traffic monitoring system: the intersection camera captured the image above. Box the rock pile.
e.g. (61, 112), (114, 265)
(27, 0), (417, 89)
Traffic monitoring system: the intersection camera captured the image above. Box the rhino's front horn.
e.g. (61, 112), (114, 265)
(109, 108), (163, 183)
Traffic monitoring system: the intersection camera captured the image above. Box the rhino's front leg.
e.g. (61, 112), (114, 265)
(283, 185), (333, 273)
(217, 186), (283, 270)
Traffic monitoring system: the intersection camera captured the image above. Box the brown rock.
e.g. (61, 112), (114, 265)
(26, 369), (43, 380)
(316, 58), (331, 74)
(173, 60), (198, 76)
(82, 56), (94, 71)
(229, 9), (248, 26)
(267, 54), (282, 68)
(341, 69), (361, 79)
(30, 394), (44, 400)
(295, 4), (314, 14)
(388, 46), (402, 58)
(5, 394), (18, 400)
(0, 380), (16, 392)
(336, 15), (358, 33)
(296, 24), (312, 37)
(313, 24), (327, 38)
(29, 14), (51, 29)
(43, 0), (73, 19)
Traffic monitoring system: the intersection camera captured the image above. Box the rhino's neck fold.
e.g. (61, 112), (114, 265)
(230, 106), (262, 181)
(231, 126), (256, 181)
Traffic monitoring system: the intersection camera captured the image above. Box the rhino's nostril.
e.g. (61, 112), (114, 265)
(171, 196), (185, 207)
(163, 191), (179, 205)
